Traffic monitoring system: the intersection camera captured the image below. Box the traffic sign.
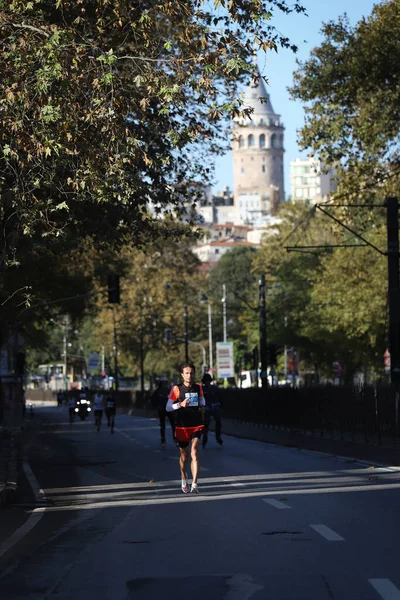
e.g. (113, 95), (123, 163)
(216, 342), (234, 379)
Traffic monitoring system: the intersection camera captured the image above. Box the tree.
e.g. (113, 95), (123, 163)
(290, 0), (400, 202)
(0, 0), (305, 272)
(207, 245), (259, 345)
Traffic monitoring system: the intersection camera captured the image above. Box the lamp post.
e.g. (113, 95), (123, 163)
(222, 283), (227, 342)
(259, 274), (268, 387)
(208, 301), (213, 374)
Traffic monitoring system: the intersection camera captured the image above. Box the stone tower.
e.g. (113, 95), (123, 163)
(232, 75), (285, 223)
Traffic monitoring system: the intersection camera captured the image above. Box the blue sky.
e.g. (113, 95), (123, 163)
(212, 0), (380, 197)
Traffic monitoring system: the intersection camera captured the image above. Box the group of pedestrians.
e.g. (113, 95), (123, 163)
(153, 362), (223, 495)
(64, 389), (116, 432)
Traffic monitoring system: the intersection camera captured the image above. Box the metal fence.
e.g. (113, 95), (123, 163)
(217, 384), (400, 447)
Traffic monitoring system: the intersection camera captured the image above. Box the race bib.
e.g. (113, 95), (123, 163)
(185, 392), (199, 407)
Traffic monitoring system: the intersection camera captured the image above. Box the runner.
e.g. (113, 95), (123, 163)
(105, 393), (116, 434)
(93, 389), (104, 432)
(166, 362), (205, 494)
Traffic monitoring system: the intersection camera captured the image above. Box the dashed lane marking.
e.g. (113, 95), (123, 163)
(263, 498), (292, 509)
(369, 579), (400, 599)
(310, 524), (344, 542)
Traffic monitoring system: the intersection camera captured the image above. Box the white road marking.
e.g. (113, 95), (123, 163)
(0, 463), (45, 560)
(369, 579), (400, 599)
(263, 498), (292, 509)
(310, 524), (344, 541)
(223, 479), (245, 487)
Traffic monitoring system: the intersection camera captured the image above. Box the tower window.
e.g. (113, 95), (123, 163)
(259, 134), (265, 148)
(262, 165), (266, 173)
(239, 135), (245, 148)
(248, 134), (255, 147)
(241, 167), (245, 174)
(260, 119), (265, 126)
(271, 134), (277, 148)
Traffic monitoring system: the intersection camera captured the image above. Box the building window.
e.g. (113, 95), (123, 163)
(215, 249), (219, 254)
(241, 167), (245, 174)
(239, 135), (245, 148)
(271, 134), (276, 148)
(248, 134), (255, 147)
(260, 118), (265, 125)
(259, 134), (265, 148)
(295, 188), (303, 198)
(262, 165), (266, 173)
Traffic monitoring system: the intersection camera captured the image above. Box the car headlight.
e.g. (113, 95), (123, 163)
(87, 407), (91, 411)
(75, 408), (79, 412)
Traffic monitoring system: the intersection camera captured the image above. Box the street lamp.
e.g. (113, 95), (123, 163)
(221, 283), (227, 343)
(201, 294), (213, 374)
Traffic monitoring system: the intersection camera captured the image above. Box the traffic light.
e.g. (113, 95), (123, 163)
(107, 274), (120, 304)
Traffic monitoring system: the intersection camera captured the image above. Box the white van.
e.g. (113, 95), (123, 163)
(240, 370), (261, 388)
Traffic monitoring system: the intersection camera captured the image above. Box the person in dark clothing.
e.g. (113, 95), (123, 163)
(201, 373), (223, 448)
(105, 393), (117, 433)
(152, 378), (176, 448)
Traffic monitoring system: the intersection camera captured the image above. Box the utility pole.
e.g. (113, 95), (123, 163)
(259, 274), (268, 387)
(386, 197), (400, 434)
(101, 345), (105, 376)
(208, 301), (213, 374)
(284, 316), (288, 381)
(222, 284), (227, 342)
(386, 197), (400, 385)
(112, 306), (119, 391)
(140, 318), (145, 397)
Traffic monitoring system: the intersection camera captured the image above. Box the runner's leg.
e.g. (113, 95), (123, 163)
(190, 437), (201, 484)
(179, 446), (189, 480)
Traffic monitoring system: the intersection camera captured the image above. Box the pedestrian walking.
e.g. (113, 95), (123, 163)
(201, 373), (223, 448)
(166, 362), (205, 494)
(151, 378), (176, 448)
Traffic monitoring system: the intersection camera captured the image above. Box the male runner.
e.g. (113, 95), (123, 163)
(166, 362), (205, 494)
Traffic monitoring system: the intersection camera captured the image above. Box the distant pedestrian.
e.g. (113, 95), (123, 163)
(105, 392), (116, 433)
(93, 390), (104, 431)
(201, 373), (223, 448)
(166, 362), (205, 494)
(152, 378), (176, 448)
(67, 394), (76, 424)
(57, 390), (64, 407)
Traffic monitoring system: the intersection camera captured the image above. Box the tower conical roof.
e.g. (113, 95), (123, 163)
(242, 75), (278, 121)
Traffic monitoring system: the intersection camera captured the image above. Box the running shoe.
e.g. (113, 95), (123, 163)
(190, 483), (199, 494)
(181, 480), (189, 494)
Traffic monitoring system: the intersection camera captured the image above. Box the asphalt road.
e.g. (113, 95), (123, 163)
(1, 406), (400, 600)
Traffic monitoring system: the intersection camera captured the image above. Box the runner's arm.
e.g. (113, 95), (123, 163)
(166, 386), (182, 412)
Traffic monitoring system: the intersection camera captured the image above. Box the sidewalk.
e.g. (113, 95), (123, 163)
(131, 407), (400, 467)
(220, 419), (400, 467)
(0, 415), (39, 507)
(0, 427), (21, 506)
